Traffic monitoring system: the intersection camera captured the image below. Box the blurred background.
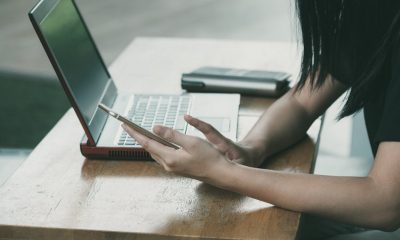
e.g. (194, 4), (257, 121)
(0, 0), (372, 184)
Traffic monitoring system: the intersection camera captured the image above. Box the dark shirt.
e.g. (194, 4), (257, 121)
(363, 45), (400, 155)
(331, 42), (400, 156)
(326, 4), (400, 156)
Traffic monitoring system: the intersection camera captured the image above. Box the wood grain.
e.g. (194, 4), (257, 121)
(0, 38), (319, 240)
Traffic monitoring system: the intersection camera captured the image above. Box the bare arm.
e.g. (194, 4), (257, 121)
(122, 75), (400, 231)
(241, 75), (347, 165)
(124, 127), (400, 232)
(213, 142), (400, 231)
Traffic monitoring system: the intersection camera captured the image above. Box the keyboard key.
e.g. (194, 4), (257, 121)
(118, 95), (191, 146)
(175, 117), (186, 130)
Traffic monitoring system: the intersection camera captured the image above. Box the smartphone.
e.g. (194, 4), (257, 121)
(98, 103), (180, 149)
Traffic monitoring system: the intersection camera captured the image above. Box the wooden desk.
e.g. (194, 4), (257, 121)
(0, 38), (321, 240)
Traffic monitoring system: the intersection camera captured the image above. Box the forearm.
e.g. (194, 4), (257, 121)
(241, 77), (347, 166)
(241, 91), (314, 163)
(126, 88), (400, 231)
(213, 162), (398, 230)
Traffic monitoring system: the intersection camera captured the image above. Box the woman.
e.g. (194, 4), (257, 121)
(122, 1), (400, 239)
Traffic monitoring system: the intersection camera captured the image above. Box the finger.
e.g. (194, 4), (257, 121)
(122, 124), (177, 159)
(149, 152), (167, 167)
(184, 115), (233, 152)
(145, 147), (164, 165)
(149, 151), (174, 172)
(152, 125), (195, 150)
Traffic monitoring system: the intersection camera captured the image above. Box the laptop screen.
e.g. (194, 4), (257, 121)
(31, 0), (117, 144)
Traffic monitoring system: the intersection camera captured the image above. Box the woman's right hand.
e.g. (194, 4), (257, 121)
(184, 115), (265, 167)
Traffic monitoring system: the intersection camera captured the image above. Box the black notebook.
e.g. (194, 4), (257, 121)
(181, 66), (291, 97)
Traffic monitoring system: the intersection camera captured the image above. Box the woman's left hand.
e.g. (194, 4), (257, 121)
(121, 123), (234, 184)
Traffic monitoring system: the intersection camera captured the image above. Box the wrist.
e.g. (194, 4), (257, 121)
(206, 157), (240, 190)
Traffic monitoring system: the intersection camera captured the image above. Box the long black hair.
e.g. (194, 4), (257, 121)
(295, 0), (400, 118)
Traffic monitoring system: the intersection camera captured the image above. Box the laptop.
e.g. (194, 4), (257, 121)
(29, 0), (240, 160)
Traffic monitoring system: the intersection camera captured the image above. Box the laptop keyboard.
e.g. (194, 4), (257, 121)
(118, 95), (191, 146)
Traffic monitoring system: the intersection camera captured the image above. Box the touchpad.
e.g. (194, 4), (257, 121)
(203, 117), (230, 132)
(188, 117), (230, 137)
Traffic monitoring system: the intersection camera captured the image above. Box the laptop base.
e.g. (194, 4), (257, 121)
(80, 136), (152, 160)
